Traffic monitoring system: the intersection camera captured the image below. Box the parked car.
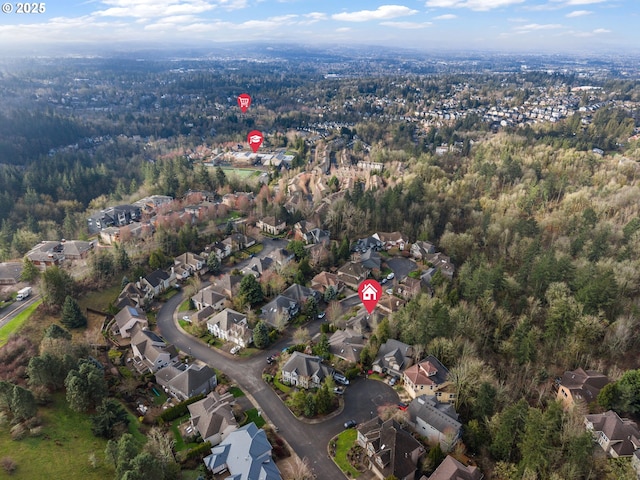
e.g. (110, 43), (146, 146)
(381, 278), (388, 285)
(334, 387), (345, 395)
(344, 419), (357, 429)
(389, 375), (399, 386)
(386, 272), (395, 280)
(230, 345), (241, 355)
(334, 373), (350, 385)
(317, 311), (326, 319)
(386, 288), (394, 295)
(397, 402), (408, 411)
(266, 356), (274, 364)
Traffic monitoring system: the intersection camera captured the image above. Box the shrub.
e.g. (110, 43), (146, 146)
(158, 394), (205, 422)
(1, 457), (17, 475)
(185, 441), (212, 460)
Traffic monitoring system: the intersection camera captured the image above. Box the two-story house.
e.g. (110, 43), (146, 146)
(113, 305), (148, 338)
(402, 356), (456, 403)
(130, 328), (178, 373)
(281, 351), (333, 389)
(584, 410), (640, 458)
(206, 308), (253, 348)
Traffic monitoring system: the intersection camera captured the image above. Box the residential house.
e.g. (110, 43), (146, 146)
(303, 228), (330, 246)
(281, 351), (334, 389)
(403, 356), (456, 403)
(0, 262), (22, 285)
(187, 391), (238, 446)
(306, 243), (331, 267)
(585, 410), (640, 457)
(87, 204), (141, 233)
(378, 294), (407, 315)
(407, 395), (461, 451)
(282, 284), (320, 304)
(257, 216), (286, 235)
(425, 252), (455, 280)
(192, 286), (226, 311)
(210, 274), (243, 300)
(260, 295), (299, 328)
(203, 422), (282, 479)
(206, 308), (253, 348)
(557, 368), (609, 409)
(132, 195), (173, 214)
(222, 233), (256, 253)
(329, 328), (367, 363)
(130, 328), (179, 373)
(373, 232), (408, 251)
(337, 262), (370, 290)
(293, 220), (317, 241)
(221, 192), (254, 210)
(206, 241), (231, 260)
(355, 236), (383, 252)
(174, 252), (206, 278)
(155, 363), (217, 401)
(100, 226), (121, 245)
(356, 417), (425, 480)
(427, 455), (483, 480)
(359, 249), (381, 270)
(372, 339), (414, 376)
(311, 271), (345, 295)
(115, 282), (147, 310)
(185, 306), (216, 324)
(410, 241), (436, 260)
(113, 306), (149, 338)
(240, 257), (272, 278)
(396, 277), (422, 300)
(140, 269), (175, 297)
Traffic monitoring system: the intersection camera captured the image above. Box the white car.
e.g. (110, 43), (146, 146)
(386, 272), (395, 280)
(230, 345), (241, 355)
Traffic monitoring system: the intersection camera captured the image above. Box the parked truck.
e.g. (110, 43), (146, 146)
(16, 287), (32, 301)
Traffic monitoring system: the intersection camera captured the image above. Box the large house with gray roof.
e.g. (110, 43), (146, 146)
(155, 363), (217, 402)
(585, 410), (640, 458)
(281, 351), (334, 389)
(427, 455), (483, 480)
(206, 308), (253, 348)
(187, 391), (237, 446)
(407, 395), (462, 451)
(113, 305), (148, 338)
(192, 286), (226, 311)
(130, 328), (178, 373)
(372, 339), (414, 376)
(203, 422), (282, 479)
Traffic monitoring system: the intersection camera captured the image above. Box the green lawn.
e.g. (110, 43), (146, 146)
(0, 394), (114, 480)
(170, 415), (199, 452)
(78, 284), (121, 312)
(274, 375), (291, 394)
(178, 299), (191, 312)
(334, 429), (360, 477)
(228, 386), (245, 398)
(241, 408), (266, 428)
(0, 300), (41, 347)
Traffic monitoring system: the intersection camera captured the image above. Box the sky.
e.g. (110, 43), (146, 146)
(0, 0), (636, 55)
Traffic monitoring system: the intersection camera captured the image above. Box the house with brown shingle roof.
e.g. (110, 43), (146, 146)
(206, 308), (253, 348)
(156, 363), (217, 401)
(329, 328), (366, 363)
(192, 286), (226, 311)
(426, 455), (483, 480)
(311, 271), (344, 295)
(557, 368), (609, 409)
(113, 305), (149, 338)
(357, 417), (425, 480)
(584, 410), (640, 457)
(403, 356), (456, 403)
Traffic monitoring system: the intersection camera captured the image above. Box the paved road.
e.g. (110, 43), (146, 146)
(0, 294), (40, 330)
(157, 292), (399, 479)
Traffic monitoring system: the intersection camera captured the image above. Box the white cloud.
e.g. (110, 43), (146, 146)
(94, 0), (217, 18)
(593, 27), (610, 33)
(434, 14), (457, 19)
(380, 21), (433, 28)
(562, 0), (605, 4)
(335, 27), (351, 32)
(513, 23), (564, 33)
(566, 9), (592, 16)
(425, 0), (524, 10)
(332, 5), (418, 22)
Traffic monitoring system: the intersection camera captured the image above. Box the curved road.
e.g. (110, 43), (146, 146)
(157, 292), (399, 479)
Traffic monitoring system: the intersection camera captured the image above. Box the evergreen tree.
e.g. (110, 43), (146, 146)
(91, 398), (130, 438)
(20, 257), (39, 282)
(10, 384), (37, 422)
(239, 275), (263, 306)
(207, 254), (221, 275)
(61, 296), (87, 329)
(253, 321), (270, 349)
(64, 359), (107, 412)
(41, 266), (75, 309)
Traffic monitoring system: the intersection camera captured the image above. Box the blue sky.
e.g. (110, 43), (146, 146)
(0, 0), (636, 54)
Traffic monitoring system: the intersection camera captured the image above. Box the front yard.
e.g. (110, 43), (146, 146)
(332, 429), (361, 478)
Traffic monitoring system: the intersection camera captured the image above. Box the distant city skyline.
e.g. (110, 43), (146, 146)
(0, 0), (636, 56)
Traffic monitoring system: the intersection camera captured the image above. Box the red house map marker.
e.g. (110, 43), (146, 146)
(237, 93), (251, 113)
(359, 279), (382, 314)
(247, 130), (263, 153)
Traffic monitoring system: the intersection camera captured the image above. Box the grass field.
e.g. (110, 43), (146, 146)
(0, 394), (114, 480)
(0, 300), (41, 348)
(241, 408), (266, 428)
(221, 168), (261, 179)
(333, 429), (359, 477)
(78, 284), (121, 312)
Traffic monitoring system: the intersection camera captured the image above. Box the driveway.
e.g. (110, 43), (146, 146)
(157, 292), (399, 479)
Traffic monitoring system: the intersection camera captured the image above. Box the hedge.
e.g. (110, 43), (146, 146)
(185, 441), (212, 460)
(158, 393), (206, 422)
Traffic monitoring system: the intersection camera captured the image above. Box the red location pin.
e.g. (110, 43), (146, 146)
(358, 279), (382, 314)
(247, 130), (263, 153)
(237, 93), (251, 113)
